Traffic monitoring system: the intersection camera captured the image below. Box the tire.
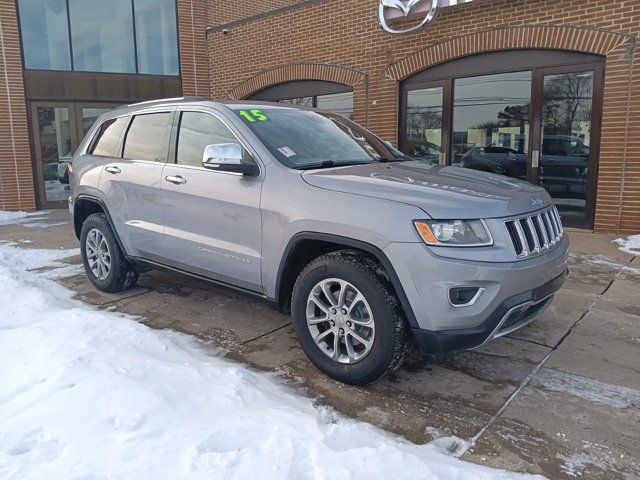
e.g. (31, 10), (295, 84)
(291, 250), (411, 385)
(80, 213), (139, 293)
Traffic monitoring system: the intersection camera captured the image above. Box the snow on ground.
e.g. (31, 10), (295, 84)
(0, 211), (46, 223)
(614, 234), (640, 256)
(0, 244), (544, 479)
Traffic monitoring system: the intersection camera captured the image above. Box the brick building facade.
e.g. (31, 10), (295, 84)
(0, 0), (638, 233)
(209, 0), (639, 233)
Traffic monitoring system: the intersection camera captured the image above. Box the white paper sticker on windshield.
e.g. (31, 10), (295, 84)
(278, 146), (296, 157)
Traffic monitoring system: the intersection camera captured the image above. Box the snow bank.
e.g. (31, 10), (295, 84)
(0, 210), (46, 223)
(0, 244), (542, 480)
(613, 234), (640, 256)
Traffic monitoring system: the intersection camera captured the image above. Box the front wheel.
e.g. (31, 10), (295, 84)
(291, 251), (411, 385)
(80, 213), (139, 293)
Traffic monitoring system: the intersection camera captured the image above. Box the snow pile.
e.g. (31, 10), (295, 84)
(613, 234), (640, 256)
(0, 244), (541, 480)
(0, 210), (46, 223)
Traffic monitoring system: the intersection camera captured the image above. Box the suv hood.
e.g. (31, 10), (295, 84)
(301, 161), (551, 219)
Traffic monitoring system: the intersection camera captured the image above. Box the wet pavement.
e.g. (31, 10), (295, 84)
(2, 210), (638, 479)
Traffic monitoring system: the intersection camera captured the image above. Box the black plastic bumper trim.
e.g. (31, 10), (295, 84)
(411, 269), (568, 354)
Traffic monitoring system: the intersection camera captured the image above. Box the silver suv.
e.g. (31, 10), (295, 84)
(69, 97), (569, 385)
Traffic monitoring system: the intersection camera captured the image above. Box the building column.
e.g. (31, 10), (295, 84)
(0, 1), (36, 211)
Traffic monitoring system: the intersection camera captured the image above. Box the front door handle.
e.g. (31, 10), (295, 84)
(165, 175), (186, 185)
(105, 165), (121, 174)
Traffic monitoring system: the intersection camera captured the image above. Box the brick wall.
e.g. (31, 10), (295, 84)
(178, 0), (210, 98)
(0, 1), (35, 211)
(210, 0), (304, 26)
(208, 0), (640, 234)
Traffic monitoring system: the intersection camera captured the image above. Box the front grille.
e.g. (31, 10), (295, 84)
(505, 206), (563, 258)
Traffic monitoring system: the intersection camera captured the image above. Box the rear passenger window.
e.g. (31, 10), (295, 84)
(123, 112), (171, 162)
(176, 111), (240, 167)
(89, 117), (127, 157)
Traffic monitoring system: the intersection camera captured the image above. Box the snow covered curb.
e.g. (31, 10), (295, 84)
(613, 234), (640, 256)
(0, 243), (542, 479)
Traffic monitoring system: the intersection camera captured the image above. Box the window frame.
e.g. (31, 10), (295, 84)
(168, 107), (263, 177)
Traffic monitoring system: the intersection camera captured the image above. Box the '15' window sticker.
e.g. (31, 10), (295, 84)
(238, 109), (269, 122)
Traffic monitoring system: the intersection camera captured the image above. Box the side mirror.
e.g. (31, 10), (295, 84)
(202, 143), (258, 176)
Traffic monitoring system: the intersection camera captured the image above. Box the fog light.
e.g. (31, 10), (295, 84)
(449, 287), (483, 307)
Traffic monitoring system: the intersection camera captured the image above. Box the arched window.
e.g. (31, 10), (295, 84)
(249, 81), (354, 119)
(400, 50), (604, 229)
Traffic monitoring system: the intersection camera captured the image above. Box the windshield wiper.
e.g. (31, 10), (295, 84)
(299, 160), (374, 170)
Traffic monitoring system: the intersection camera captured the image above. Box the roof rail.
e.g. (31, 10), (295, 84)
(116, 96), (206, 110)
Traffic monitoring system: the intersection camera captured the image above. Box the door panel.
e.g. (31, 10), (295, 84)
(161, 110), (263, 291)
(98, 111), (173, 260)
(161, 166), (263, 290)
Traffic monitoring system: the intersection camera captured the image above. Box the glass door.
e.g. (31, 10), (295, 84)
(531, 64), (604, 228)
(400, 81), (447, 165)
(400, 57), (604, 229)
(451, 71), (532, 178)
(31, 102), (120, 208)
(31, 102), (77, 208)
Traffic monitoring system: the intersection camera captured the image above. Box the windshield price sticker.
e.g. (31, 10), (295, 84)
(278, 146), (296, 157)
(239, 109), (269, 122)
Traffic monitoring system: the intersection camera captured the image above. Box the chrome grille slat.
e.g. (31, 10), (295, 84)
(504, 206), (563, 259)
(526, 217), (541, 253)
(535, 214), (549, 250)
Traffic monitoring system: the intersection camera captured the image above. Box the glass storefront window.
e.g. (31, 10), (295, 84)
(18, 0), (71, 70)
(18, 0), (179, 76)
(316, 92), (354, 119)
(278, 97), (314, 107)
(69, 0), (136, 74)
(278, 93), (354, 119)
(452, 71), (532, 179)
(82, 108), (114, 134)
(134, 0), (179, 75)
(406, 87), (443, 164)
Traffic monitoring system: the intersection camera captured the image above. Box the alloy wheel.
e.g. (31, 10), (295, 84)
(306, 278), (375, 364)
(85, 228), (111, 280)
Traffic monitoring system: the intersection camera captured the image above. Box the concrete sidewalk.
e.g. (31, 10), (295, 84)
(2, 209), (638, 479)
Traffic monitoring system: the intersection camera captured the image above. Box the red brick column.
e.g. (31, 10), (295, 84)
(178, 0), (210, 98)
(0, 1), (36, 211)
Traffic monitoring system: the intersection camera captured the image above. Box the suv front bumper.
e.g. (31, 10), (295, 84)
(383, 234), (569, 353)
(410, 270), (567, 353)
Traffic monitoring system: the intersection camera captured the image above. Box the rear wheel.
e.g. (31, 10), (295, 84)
(292, 251), (411, 385)
(80, 213), (138, 293)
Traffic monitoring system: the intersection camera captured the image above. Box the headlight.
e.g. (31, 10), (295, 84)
(414, 219), (493, 247)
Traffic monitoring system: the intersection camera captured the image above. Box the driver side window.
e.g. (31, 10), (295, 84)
(176, 111), (246, 167)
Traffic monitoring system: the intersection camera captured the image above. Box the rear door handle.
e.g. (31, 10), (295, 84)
(105, 165), (121, 174)
(165, 175), (186, 185)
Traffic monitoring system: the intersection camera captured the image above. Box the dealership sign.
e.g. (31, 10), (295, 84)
(379, 0), (473, 34)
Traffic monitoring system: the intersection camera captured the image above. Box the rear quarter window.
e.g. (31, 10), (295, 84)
(89, 117), (128, 157)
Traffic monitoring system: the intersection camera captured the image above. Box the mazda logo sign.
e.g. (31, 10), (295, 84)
(378, 0), (473, 35)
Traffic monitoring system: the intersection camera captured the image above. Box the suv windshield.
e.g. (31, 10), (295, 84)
(232, 106), (405, 169)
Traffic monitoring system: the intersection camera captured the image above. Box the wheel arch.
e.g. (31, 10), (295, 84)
(275, 232), (418, 328)
(73, 195), (127, 255)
